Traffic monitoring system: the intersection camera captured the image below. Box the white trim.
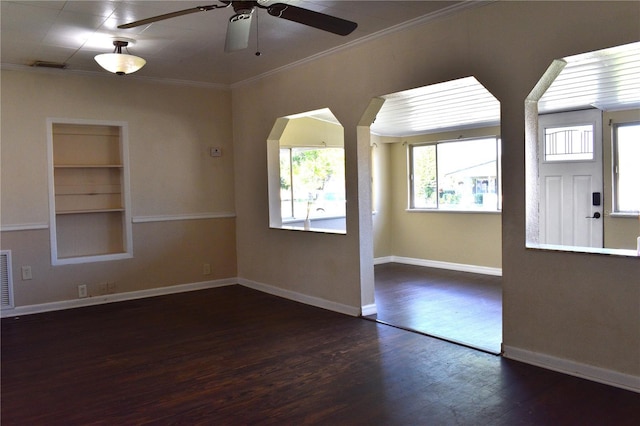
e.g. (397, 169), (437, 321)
(1, 250), (15, 310)
(54, 252), (133, 266)
(46, 118), (57, 264)
(374, 256), (502, 276)
(1, 278), (236, 318)
(373, 256), (394, 265)
(238, 278), (361, 317)
(1, 63), (229, 91)
(526, 243), (638, 258)
(1, 223), (49, 232)
(503, 345), (640, 393)
(361, 303), (377, 316)
(0, 214), (237, 231)
(608, 212), (639, 218)
(120, 123), (134, 257)
(406, 208), (501, 215)
(132, 212), (236, 223)
(2, 277), (361, 319)
(46, 118), (134, 266)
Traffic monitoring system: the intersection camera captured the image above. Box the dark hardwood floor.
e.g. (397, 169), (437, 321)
(2, 285), (638, 425)
(370, 263), (502, 354)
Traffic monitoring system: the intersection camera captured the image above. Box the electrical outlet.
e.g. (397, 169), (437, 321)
(21, 266), (32, 280)
(78, 284), (87, 298)
(203, 263), (211, 275)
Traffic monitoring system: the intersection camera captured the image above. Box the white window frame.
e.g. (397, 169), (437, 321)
(612, 121), (640, 214)
(279, 145), (346, 222)
(409, 136), (502, 212)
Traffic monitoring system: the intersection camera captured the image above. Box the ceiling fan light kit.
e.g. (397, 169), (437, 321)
(94, 40), (146, 75)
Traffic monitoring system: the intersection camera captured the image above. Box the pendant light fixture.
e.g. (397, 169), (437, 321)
(94, 40), (146, 75)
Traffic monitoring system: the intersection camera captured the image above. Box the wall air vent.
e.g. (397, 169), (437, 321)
(31, 61), (67, 69)
(1, 250), (14, 310)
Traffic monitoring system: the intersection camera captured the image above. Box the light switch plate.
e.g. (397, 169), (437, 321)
(21, 265), (32, 280)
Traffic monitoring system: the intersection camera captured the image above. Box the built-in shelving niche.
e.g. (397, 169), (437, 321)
(47, 119), (133, 265)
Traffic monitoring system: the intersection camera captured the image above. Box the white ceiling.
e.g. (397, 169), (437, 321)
(538, 42), (640, 114)
(371, 41), (640, 137)
(2, 2), (638, 137)
(371, 76), (500, 136)
(0, 0), (465, 86)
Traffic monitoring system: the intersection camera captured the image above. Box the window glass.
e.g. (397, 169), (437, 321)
(411, 145), (436, 208)
(267, 108), (346, 234)
(614, 122), (640, 213)
(411, 137), (500, 211)
(279, 148), (293, 219)
(544, 124), (594, 162)
(281, 147), (345, 220)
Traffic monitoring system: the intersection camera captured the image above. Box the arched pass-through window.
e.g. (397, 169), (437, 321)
(267, 108), (346, 234)
(525, 42), (640, 256)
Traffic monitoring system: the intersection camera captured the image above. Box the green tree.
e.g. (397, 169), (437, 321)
(291, 148), (343, 199)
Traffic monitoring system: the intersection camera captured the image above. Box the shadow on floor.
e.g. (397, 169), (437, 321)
(366, 263), (502, 355)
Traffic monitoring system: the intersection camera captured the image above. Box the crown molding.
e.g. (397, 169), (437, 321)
(0, 63), (230, 91)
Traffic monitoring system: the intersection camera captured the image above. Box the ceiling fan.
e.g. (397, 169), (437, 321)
(118, 1), (358, 53)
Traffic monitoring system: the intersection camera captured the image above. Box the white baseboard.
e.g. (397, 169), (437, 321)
(237, 278), (361, 317)
(361, 303), (377, 316)
(373, 256), (394, 265)
(0, 278), (236, 318)
(2, 276), (365, 319)
(503, 345), (640, 393)
(374, 255), (502, 276)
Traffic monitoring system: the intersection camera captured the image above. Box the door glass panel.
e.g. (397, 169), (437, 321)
(544, 124), (593, 162)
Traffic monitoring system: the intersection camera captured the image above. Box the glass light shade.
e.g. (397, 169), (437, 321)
(94, 53), (146, 75)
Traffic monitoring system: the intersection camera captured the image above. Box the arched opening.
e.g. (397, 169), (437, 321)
(526, 42), (640, 256)
(267, 108), (346, 234)
(360, 77), (503, 354)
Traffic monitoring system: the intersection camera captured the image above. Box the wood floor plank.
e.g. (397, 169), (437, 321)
(2, 285), (638, 425)
(371, 263), (502, 353)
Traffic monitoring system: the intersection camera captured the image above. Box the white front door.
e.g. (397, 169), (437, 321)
(538, 109), (603, 248)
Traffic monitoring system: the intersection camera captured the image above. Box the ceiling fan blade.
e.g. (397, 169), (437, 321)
(225, 12), (253, 52)
(266, 3), (357, 36)
(118, 4), (225, 29)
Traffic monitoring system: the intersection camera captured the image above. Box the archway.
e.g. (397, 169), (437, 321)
(359, 77), (503, 354)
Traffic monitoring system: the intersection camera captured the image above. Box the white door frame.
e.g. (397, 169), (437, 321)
(538, 109), (603, 248)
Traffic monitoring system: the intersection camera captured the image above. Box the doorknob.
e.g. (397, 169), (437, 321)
(586, 212), (601, 219)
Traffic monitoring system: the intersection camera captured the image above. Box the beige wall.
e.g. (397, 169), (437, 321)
(375, 106), (639, 263)
(374, 126), (502, 268)
(372, 136), (392, 258)
(1, 0), (638, 387)
(231, 0), (640, 379)
(1, 70), (237, 305)
(279, 117), (343, 147)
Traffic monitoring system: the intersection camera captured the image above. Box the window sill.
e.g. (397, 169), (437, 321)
(608, 212), (640, 218)
(526, 243), (639, 258)
(282, 215), (346, 224)
(279, 225), (346, 235)
(406, 208), (501, 215)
